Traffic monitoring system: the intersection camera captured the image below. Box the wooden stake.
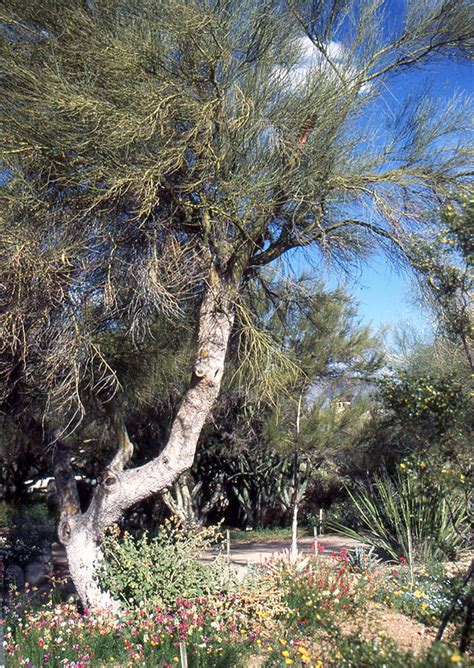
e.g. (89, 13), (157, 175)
(179, 641), (188, 668)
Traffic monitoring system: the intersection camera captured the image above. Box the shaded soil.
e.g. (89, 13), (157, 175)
(343, 602), (437, 654)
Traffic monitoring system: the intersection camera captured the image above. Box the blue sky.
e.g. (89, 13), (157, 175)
(332, 58), (472, 344)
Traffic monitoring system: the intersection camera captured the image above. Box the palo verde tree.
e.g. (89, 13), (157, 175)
(260, 276), (381, 557)
(1, 0), (473, 609)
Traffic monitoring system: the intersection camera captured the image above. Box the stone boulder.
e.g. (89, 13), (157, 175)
(25, 559), (47, 586)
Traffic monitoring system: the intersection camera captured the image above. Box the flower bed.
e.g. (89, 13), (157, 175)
(3, 552), (471, 667)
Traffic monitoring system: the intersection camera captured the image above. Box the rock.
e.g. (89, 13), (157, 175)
(25, 559), (46, 586)
(6, 563), (25, 590)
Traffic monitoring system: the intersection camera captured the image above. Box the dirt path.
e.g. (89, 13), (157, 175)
(203, 534), (363, 566)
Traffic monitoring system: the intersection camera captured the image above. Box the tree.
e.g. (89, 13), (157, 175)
(1, 0), (472, 609)
(163, 278), (381, 530)
(259, 277), (381, 557)
(410, 193), (473, 369)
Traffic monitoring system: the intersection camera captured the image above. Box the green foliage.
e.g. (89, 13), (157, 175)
(331, 466), (468, 565)
(99, 519), (231, 610)
(411, 192), (473, 355)
(0, 501), (55, 565)
(326, 496), (362, 531)
(1, 0), (472, 431)
(381, 370), (468, 440)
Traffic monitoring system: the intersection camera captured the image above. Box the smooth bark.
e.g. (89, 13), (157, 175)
(54, 270), (236, 610)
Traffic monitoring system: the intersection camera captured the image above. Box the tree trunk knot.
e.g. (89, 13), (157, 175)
(59, 520), (72, 545)
(98, 470), (118, 489)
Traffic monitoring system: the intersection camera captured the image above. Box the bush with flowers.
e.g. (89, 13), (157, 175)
(98, 518), (233, 610)
(259, 549), (375, 632)
(4, 589), (261, 667)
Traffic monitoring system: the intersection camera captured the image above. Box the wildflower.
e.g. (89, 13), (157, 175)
(451, 653), (462, 663)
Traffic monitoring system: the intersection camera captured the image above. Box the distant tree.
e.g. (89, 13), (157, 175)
(1, 0), (472, 609)
(378, 337), (473, 462)
(260, 278), (380, 556)
(410, 193), (473, 369)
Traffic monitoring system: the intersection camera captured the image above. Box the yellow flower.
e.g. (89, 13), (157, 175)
(399, 463), (406, 470)
(451, 653), (462, 663)
(279, 639), (288, 646)
(285, 661), (293, 666)
(282, 650), (290, 657)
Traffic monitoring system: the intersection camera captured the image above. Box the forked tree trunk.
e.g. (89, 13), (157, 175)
(54, 269), (236, 611)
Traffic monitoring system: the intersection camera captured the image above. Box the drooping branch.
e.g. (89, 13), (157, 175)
(250, 218), (412, 268)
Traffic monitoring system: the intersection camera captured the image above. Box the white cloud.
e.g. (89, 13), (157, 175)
(272, 36), (370, 94)
(272, 36), (345, 90)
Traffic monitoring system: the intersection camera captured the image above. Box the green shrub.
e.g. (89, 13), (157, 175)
(0, 501), (55, 565)
(330, 467), (467, 568)
(326, 496), (362, 531)
(99, 518), (232, 610)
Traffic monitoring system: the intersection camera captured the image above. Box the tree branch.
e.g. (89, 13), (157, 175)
(52, 440), (81, 545)
(102, 398), (134, 471)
